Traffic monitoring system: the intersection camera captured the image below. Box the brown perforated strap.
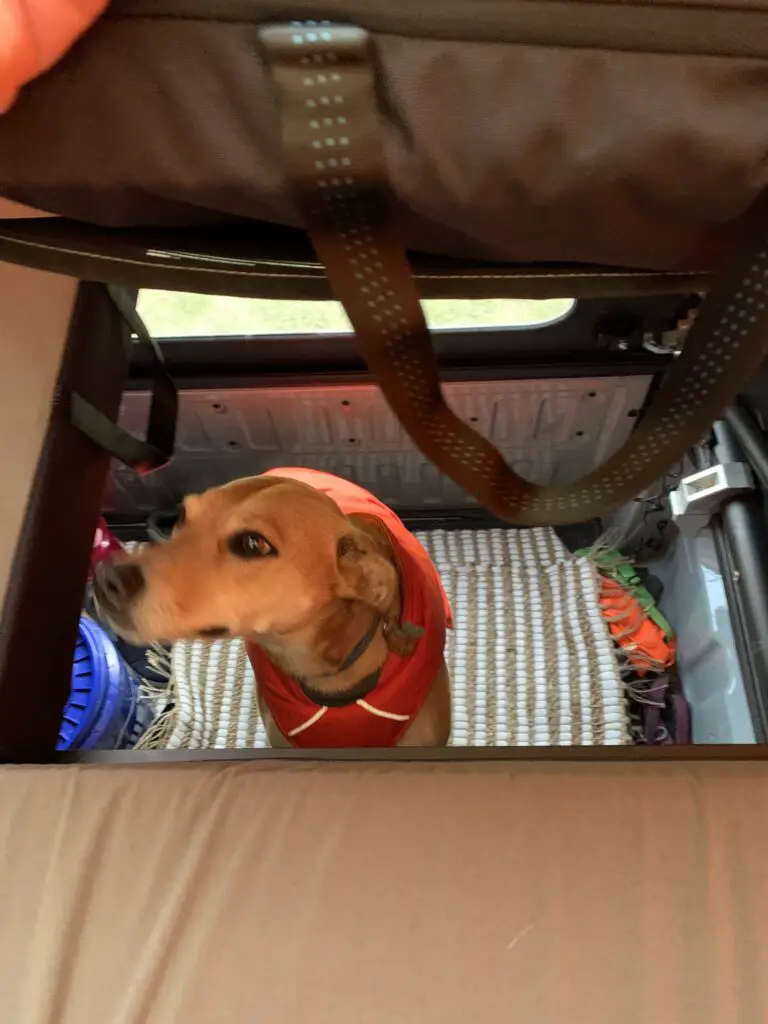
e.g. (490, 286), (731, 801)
(259, 22), (768, 526)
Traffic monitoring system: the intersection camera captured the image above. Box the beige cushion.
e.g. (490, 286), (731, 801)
(0, 759), (766, 1023)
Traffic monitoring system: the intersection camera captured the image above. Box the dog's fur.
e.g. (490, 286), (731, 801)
(93, 474), (451, 747)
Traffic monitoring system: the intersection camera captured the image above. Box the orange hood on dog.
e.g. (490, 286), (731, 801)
(245, 468), (452, 748)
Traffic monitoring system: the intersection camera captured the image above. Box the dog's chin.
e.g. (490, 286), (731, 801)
(103, 614), (205, 648)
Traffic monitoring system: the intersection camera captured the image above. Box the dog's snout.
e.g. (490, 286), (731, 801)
(95, 560), (146, 607)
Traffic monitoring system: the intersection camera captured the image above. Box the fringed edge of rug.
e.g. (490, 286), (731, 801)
(133, 643), (178, 750)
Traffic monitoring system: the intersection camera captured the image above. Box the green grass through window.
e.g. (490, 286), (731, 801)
(138, 291), (574, 338)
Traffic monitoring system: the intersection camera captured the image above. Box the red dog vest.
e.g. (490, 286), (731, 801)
(246, 468), (452, 747)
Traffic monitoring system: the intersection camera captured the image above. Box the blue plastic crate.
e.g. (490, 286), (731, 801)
(58, 616), (153, 751)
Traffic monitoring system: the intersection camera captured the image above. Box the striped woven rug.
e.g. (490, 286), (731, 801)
(139, 528), (630, 748)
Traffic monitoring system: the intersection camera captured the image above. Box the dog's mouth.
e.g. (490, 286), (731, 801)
(92, 576), (232, 646)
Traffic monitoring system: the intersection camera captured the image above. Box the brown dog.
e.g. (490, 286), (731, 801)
(93, 468), (452, 748)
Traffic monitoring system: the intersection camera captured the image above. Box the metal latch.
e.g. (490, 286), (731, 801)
(669, 463), (755, 535)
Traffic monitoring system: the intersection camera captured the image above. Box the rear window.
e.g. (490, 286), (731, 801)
(137, 290), (574, 338)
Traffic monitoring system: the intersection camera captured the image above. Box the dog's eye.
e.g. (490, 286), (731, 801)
(228, 531), (276, 559)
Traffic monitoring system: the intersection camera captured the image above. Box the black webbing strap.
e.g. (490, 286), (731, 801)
(260, 22), (768, 526)
(70, 284), (177, 472)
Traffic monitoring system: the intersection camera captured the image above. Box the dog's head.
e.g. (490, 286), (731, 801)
(92, 476), (398, 663)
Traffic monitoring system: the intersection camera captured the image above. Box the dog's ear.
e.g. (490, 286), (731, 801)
(335, 532), (398, 613)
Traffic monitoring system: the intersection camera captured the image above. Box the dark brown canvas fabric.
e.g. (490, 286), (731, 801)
(2, 3), (768, 527)
(0, 1), (767, 270)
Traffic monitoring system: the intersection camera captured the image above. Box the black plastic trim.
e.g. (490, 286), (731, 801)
(129, 356), (667, 394)
(0, 219), (710, 301)
(725, 402), (768, 494)
(53, 744), (768, 766)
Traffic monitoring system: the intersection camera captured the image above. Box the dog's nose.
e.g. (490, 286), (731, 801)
(94, 560), (145, 608)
